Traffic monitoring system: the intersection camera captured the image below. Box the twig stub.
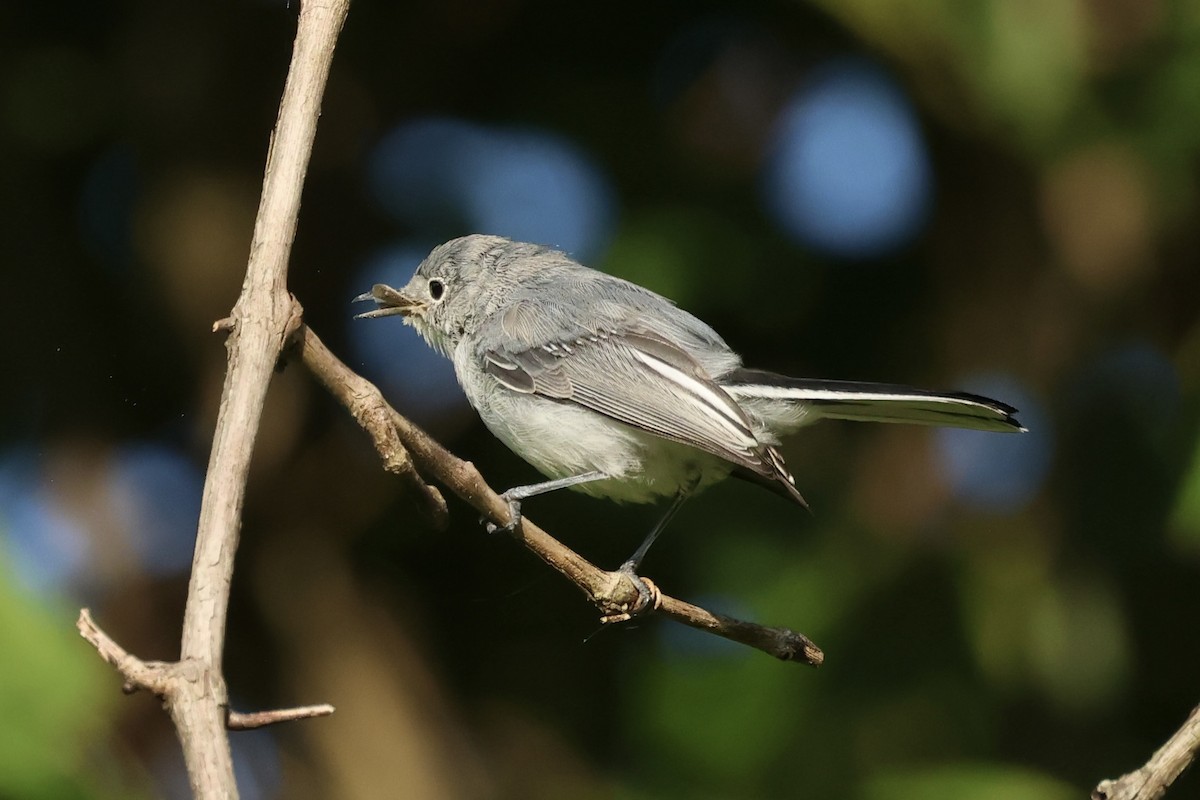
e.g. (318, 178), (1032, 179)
(77, 608), (172, 697)
(227, 704), (336, 731)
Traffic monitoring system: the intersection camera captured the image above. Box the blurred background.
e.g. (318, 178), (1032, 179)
(3, 0), (1200, 797)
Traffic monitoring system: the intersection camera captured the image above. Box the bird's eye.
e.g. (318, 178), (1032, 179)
(428, 279), (445, 301)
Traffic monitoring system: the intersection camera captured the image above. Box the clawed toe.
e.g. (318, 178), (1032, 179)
(600, 563), (662, 623)
(620, 562), (659, 612)
(483, 494), (523, 534)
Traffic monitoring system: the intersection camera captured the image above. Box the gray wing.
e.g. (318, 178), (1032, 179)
(480, 323), (805, 505)
(491, 273), (744, 380)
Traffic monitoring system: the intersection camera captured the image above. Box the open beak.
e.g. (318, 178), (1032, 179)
(353, 284), (424, 319)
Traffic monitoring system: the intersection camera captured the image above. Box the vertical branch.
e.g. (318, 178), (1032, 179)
(90, 2), (350, 797)
(174, 2), (349, 790)
(180, 0), (349, 666)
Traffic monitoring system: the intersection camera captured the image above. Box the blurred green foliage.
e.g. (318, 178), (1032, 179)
(863, 764), (1076, 800)
(0, 547), (144, 799)
(1171, 438), (1200, 551)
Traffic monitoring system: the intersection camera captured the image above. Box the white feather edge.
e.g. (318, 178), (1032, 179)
(724, 384), (1025, 433)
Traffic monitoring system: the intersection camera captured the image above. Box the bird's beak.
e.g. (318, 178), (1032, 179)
(353, 284), (424, 319)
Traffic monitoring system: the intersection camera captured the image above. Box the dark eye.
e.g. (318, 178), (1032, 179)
(428, 279), (445, 301)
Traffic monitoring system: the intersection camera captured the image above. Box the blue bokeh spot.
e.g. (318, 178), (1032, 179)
(108, 442), (204, 576)
(0, 448), (89, 594)
(366, 118), (616, 262)
(762, 58), (932, 259)
(1069, 341), (1180, 434)
(934, 376), (1053, 512)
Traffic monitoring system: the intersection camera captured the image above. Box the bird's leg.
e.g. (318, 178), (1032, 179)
(621, 489), (691, 573)
(613, 487), (693, 614)
(484, 471), (608, 533)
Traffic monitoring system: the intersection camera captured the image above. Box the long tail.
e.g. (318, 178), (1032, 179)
(722, 368), (1025, 434)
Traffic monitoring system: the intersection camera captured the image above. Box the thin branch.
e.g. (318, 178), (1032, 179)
(227, 704), (336, 731)
(78, 3), (350, 798)
(80, 608), (337, 730)
(1094, 704), (1200, 800)
(295, 324), (824, 666)
(298, 319), (448, 528)
(658, 596), (823, 664)
(77, 609), (172, 696)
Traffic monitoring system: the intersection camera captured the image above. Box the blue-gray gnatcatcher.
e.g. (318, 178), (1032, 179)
(356, 234), (1023, 574)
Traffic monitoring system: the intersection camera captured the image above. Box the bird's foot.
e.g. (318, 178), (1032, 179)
(483, 492), (523, 534)
(600, 562), (662, 624)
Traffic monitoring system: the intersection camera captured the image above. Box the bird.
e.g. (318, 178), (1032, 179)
(356, 234), (1023, 578)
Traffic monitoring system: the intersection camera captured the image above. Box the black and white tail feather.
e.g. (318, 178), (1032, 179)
(724, 368), (1024, 436)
